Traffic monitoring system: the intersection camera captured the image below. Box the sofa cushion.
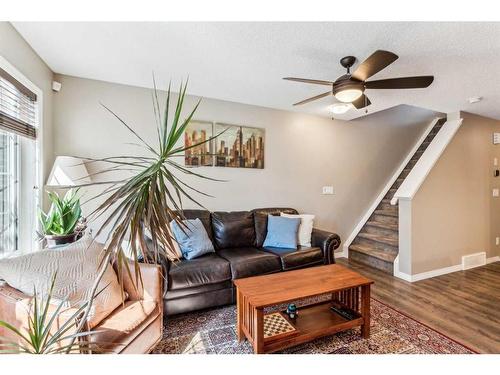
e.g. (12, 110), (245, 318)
(263, 215), (301, 249)
(211, 211), (256, 249)
(217, 247), (281, 279)
(252, 208), (298, 247)
(168, 253), (231, 290)
(178, 209), (214, 242)
(263, 246), (324, 271)
(165, 280), (233, 300)
(281, 213), (315, 247)
(90, 300), (159, 353)
(0, 235), (123, 329)
(170, 218), (215, 260)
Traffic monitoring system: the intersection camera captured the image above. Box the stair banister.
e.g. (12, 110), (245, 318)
(391, 118), (463, 205)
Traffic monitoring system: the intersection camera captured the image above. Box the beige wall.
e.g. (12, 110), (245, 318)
(411, 112), (500, 273)
(0, 22), (54, 186)
(52, 74), (438, 244)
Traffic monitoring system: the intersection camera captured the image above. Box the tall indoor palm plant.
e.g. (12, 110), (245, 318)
(69, 80), (223, 345)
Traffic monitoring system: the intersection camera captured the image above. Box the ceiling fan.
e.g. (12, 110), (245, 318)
(283, 50), (434, 111)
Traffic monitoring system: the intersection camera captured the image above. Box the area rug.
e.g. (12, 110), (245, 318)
(152, 298), (475, 354)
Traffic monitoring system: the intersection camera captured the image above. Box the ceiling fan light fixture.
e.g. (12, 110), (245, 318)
(330, 103), (352, 114)
(334, 88), (363, 103)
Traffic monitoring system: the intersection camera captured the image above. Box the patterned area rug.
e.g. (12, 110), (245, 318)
(152, 298), (475, 354)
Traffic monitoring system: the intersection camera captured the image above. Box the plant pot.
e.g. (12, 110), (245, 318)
(45, 233), (79, 248)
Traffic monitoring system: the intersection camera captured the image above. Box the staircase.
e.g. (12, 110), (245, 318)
(348, 118), (447, 274)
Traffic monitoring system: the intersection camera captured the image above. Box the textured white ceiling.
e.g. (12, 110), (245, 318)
(12, 22), (500, 120)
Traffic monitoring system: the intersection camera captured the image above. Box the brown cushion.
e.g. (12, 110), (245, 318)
(90, 300), (159, 353)
(217, 247), (281, 279)
(168, 253), (231, 290)
(263, 246), (323, 270)
(211, 211), (256, 249)
(251, 208), (298, 247)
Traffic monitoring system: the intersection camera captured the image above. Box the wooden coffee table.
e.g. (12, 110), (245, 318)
(234, 264), (373, 354)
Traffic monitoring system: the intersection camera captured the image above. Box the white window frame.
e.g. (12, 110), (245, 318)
(0, 55), (43, 253)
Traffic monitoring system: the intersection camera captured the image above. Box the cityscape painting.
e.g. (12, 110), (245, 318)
(214, 123), (265, 169)
(184, 120), (213, 166)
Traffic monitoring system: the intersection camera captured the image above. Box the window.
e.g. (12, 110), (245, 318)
(0, 131), (18, 252)
(0, 65), (39, 255)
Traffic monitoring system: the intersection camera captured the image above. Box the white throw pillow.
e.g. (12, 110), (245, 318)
(280, 213), (315, 247)
(0, 235), (123, 328)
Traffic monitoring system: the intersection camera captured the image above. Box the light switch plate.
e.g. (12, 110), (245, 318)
(493, 188), (499, 197)
(494, 133), (500, 145)
(322, 186), (334, 195)
(496, 237), (499, 246)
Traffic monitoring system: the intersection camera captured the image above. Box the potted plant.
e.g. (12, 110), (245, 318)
(38, 189), (85, 248)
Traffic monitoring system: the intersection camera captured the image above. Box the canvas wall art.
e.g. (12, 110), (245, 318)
(184, 120), (213, 166)
(214, 123), (265, 169)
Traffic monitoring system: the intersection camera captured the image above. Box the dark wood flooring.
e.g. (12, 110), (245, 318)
(336, 257), (500, 353)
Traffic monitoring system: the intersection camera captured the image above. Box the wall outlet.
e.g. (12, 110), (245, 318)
(493, 188), (499, 197)
(496, 237), (499, 246)
(322, 186), (334, 195)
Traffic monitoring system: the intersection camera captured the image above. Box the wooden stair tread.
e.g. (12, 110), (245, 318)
(357, 232), (398, 247)
(349, 244), (397, 263)
(374, 209), (398, 217)
(366, 220), (398, 231)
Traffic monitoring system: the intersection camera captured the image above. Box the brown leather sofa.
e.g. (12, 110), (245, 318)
(0, 261), (163, 354)
(148, 208), (341, 316)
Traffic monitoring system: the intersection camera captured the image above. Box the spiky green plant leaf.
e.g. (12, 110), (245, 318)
(0, 273), (97, 354)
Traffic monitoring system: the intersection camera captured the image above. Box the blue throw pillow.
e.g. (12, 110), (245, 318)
(170, 218), (215, 260)
(263, 215), (301, 249)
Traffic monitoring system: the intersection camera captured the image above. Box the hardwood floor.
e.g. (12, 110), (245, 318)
(336, 257), (500, 353)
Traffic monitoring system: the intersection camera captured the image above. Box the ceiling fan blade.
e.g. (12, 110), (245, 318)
(352, 94), (371, 109)
(283, 77), (334, 86)
(365, 76), (434, 89)
(351, 50), (399, 81)
(293, 91), (331, 106)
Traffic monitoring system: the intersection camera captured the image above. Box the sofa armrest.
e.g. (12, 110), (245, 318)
(0, 284), (82, 350)
(141, 236), (170, 295)
(117, 261), (163, 304)
(311, 228), (341, 264)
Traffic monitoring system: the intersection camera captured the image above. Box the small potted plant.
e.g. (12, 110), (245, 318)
(38, 189), (85, 248)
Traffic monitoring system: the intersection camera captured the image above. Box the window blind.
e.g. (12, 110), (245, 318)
(0, 68), (37, 140)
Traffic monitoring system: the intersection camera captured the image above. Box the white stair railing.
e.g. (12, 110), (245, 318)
(391, 118), (463, 205)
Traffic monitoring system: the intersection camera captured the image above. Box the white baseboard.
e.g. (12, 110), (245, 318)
(393, 256), (499, 282)
(342, 117), (440, 256)
(487, 256), (500, 264)
(335, 249), (348, 258)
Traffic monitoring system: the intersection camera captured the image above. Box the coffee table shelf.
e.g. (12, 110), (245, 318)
(234, 264), (373, 354)
(262, 301), (363, 353)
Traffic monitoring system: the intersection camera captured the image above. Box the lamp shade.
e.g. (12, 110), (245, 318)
(46, 156), (91, 187)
